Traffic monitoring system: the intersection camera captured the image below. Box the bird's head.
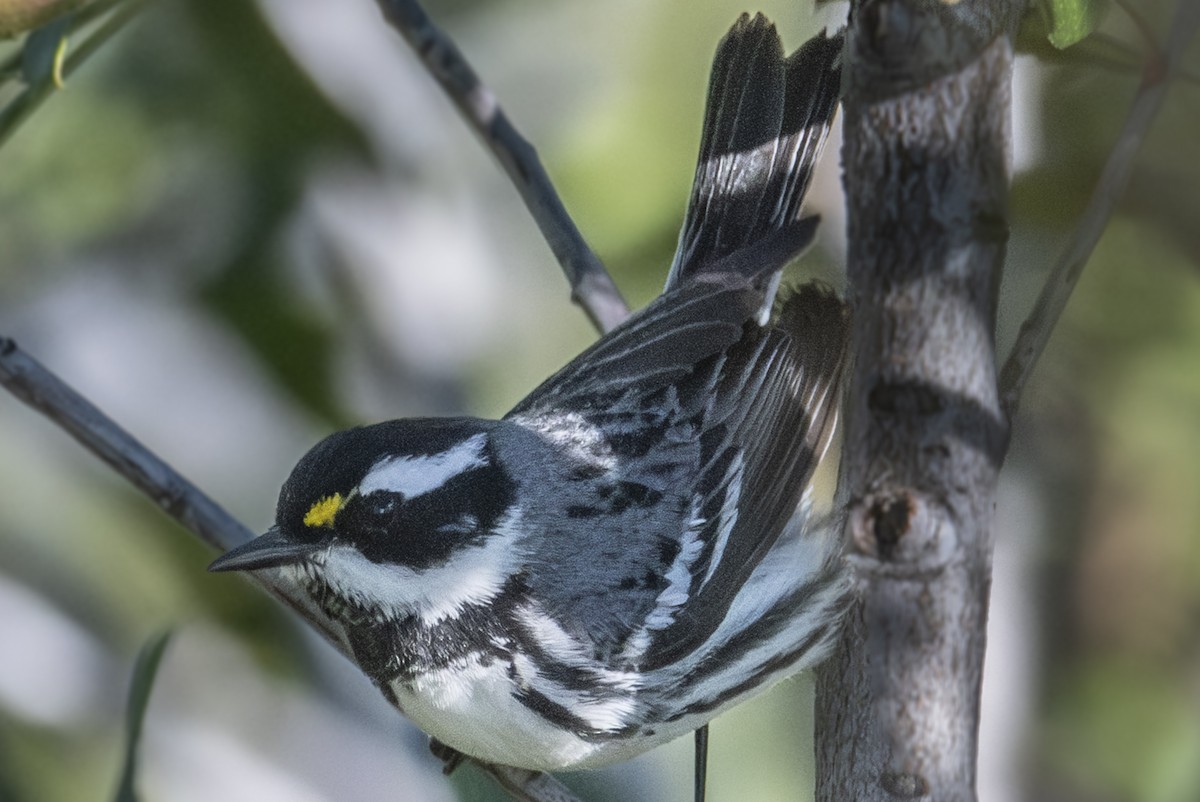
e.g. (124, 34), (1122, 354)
(208, 418), (521, 623)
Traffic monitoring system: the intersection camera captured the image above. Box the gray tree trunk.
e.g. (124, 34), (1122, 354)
(815, 2), (1025, 799)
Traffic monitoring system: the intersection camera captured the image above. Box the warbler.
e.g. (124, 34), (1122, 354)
(211, 11), (849, 792)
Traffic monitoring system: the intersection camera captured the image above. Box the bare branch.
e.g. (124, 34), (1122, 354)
(998, 0), (1200, 417)
(0, 337), (249, 554)
(374, 0), (629, 334)
(0, 338), (354, 657)
(0, 336), (583, 802)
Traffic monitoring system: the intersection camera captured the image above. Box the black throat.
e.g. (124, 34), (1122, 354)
(307, 572), (526, 685)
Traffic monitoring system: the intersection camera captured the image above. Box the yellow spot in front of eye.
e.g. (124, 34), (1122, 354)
(304, 493), (343, 528)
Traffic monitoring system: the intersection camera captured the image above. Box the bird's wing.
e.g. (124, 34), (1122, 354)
(633, 283), (848, 670)
(508, 284), (848, 671)
(502, 14), (846, 674)
(508, 278), (764, 418)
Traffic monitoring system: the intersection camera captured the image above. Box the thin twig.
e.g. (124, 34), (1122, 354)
(0, 338), (346, 646)
(0, 337), (583, 802)
(373, 0), (629, 335)
(998, 0), (1200, 417)
(0, 337), (224, 541)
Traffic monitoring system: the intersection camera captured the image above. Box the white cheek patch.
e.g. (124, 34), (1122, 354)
(314, 510), (525, 625)
(358, 433), (489, 498)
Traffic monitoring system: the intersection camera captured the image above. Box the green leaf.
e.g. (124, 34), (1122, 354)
(1036, 0), (1112, 49)
(113, 630), (174, 802)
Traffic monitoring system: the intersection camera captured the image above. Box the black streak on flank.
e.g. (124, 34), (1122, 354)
(664, 620), (833, 722)
(510, 679), (638, 742)
(607, 431), (660, 458)
(512, 683), (601, 739)
(584, 481), (666, 517)
(658, 538), (682, 567)
(567, 464), (608, 481)
(605, 481), (665, 513)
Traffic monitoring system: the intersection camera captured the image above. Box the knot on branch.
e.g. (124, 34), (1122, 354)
(849, 488), (953, 572)
(880, 769), (930, 798)
(868, 494), (914, 560)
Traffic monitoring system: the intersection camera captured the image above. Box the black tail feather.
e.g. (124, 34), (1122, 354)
(668, 14), (843, 293)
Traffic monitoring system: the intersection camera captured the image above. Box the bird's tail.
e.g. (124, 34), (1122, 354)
(666, 14), (843, 304)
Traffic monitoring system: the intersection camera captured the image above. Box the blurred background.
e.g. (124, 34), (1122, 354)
(0, 0), (1198, 800)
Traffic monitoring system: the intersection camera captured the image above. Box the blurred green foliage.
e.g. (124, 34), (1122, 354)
(0, 0), (1198, 801)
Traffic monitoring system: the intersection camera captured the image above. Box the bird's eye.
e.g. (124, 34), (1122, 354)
(369, 493), (399, 518)
(344, 491), (401, 532)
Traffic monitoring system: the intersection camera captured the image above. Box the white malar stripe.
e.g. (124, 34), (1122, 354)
(358, 433), (489, 498)
(304, 510), (525, 625)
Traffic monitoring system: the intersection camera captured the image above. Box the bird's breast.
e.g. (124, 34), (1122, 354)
(388, 655), (604, 771)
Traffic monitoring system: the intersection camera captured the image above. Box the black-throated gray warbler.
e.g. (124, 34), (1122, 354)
(211, 12), (849, 778)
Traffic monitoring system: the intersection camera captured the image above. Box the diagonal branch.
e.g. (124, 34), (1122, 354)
(998, 0), (1200, 417)
(374, 0), (629, 334)
(0, 336), (583, 802)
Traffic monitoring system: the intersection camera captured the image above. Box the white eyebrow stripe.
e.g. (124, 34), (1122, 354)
(358, 433), (489, 498)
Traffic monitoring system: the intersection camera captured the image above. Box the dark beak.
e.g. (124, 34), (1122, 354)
(208, 528), (320, 573)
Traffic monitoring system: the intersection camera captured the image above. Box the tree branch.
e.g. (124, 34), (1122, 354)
(0, 336), (583, 802)
(815, 1), (1022, 799)
(998, 0), (1200, 417)
(373, 0), (629, 335)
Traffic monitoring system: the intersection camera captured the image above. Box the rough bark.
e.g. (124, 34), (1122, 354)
(815, 2), (1023, 800)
